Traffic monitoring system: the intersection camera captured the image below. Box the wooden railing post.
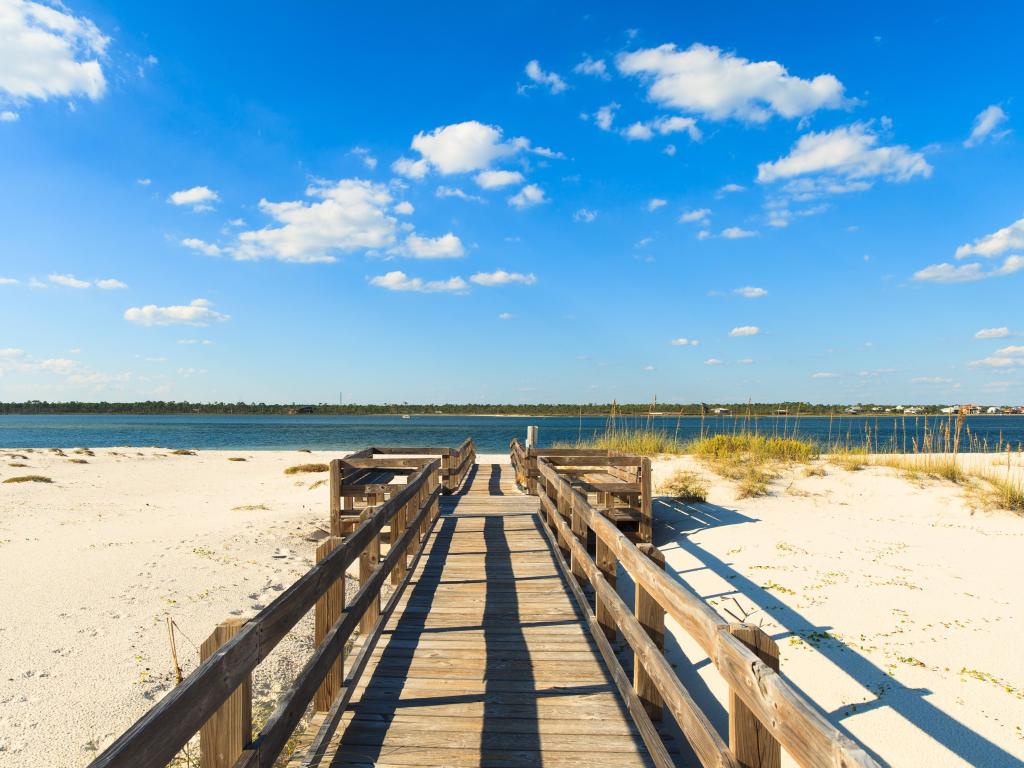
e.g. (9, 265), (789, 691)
(329, 459), (342, 537)
(570, 496), (588, 586)
(360, 495), (381, 634)
(639, 457), (652, 543)
(635, 543), (665, 720)
(199, 619), (251, 768)
(314, 536), (344, 712)
(595, 536), (617, 641)
(391, 496), (408, 585)
(728, 624), (781, 768)
(527, 448), (538, 495)
(554, 486), (571, 562)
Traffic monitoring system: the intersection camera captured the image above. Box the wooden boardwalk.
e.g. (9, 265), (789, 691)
(295, 462), (653, 767)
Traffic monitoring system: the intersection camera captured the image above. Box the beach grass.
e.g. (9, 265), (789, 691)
(3, 475), (53, 484)
(228, 457), (247, 462)
(659, 470), (708, 501)
(170, 449), (197, 456)
(284, 463), (329, 475)
(554, 428), (686, 455)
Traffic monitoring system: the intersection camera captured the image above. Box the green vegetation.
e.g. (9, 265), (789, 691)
(3, 475), (53, 483)
(284, 463), (329, 475)
(228, 457), (247, 461)
(690, 433), (817, 463)
(555, 428), (685, 455)
(170, 449), (197, 456)
(659, 470), (709, 502)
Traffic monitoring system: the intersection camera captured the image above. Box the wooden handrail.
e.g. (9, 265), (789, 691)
(90, 459), (441, 768)
(536, 457), (879, 768)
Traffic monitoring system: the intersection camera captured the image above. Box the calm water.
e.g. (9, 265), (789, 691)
(1, 414), (1023, 453)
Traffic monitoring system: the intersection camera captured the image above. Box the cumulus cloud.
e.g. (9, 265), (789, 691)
(594, 102), (618, 131)
(717, 183), (745, 197)
(403, 232), (465, 259)
(0, 0), (108, 106)
(469, 270), (537, 286)
(435, 185), (484, 203)
(811, 371), (838, 378)
(95, 278), (127, 290)
(393, 200), (414, 215)
(573, 208), (597, 223)
(679, 208), (710, 223)
(721, 226), (758, 239)
(975, 327), (1010, 339)
(182, 237), (222, 256)
(124, 298), (230, 327)
(392, 121), (555, 178)
(508, 184), (546, 209)
(524, 59), (567, 94)
(369, 271), (468, 294)
(168, 186), (220, 212)
(704, 358), (723, 365)
(230, 179), (398, 263)
(729, 325), (760, 336)
(574, 56), (609, 79)
(498, 312), (514, 320)
(734, 286), (767, 298)
(647, 198), (667, 211)
(670, 338), (699, 346)
(964, 105), (1009, 148)
(617, 43), (846, 122)
(913, 256), (1024, 283)
(955, 217), (1024, 260)
(475, 170), (524, 189)
(48, 273), (90, 288)
(623, 115), (700, 142)
(969, 345), (1024, 368)
(350, 145), (377, 169)
(757, 123), (931, 193)
(1, 110), (18, 121)
(0, 276), (18, 285)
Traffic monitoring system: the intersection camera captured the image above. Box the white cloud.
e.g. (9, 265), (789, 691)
(679, 208), (709, 223)
(392, 121), (553, 178)
(729, 325), (760, 336)
(911, 376), (953, 384)
(48, 273), (89, 289)
(721, 226), (757, 239)
(717, 183), (745, 196)
(969, 345), (1024, 368)
(663, 144), (676, 156)
(738, 358), (754, 364)
(498, 312), (514, 320)
(136, 178), (151, 186)
(508, 184), (546, 209)
(0, 0), (108, 105)
(168, 186), (220, 212)
(975, 327), (1009, 339)
(811, 371), (838, 379)
(28, 277), (45, 288)
(393, 200), (414, 215)
(573, 208), (597, 223)
(124, 298), (230, 327)
(734, 286), (767, 298)
(643, 365), (655, 371)
(351, 145), (377, 169)
(1, 109), (18, 121)
(964, 105), (1009, 148)
(647, 198), (667, 211)
(624, 115), (701, 142)
(574, 56), (609, 79)
(524, 59), (567, 94)
(757, 123), (931, 194)
(403, 232), (465, 259)
(182, 237), (222, 256)
(913, 255), (1024, 284)
(955, 217), (1024, 260)
(470, 269), (537, 287)
(0, 276), (18, 285)
(705, 358), (723, 365)
(635, 237), (652, 248)
(177, 338), (213, 345)
(475, 169), (524, 189)
(670, 338), (699, 346)
(594, 102), (618, 131)
(95, 278), (127, 290)
(435, 186), (484, 203)
(617, 43), (846, 122)
(230, 179), (397, 263)
(369, 270), (468, 294)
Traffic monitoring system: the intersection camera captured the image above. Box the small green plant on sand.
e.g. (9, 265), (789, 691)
(3, 475), (53, 483)
(284, 463), (329, 475)
(228, 457), (247, 462)
(659, 470), (708, 502)
(170, 449), (197, 456)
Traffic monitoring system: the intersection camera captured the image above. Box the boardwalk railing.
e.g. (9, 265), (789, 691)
(329, 439), (475, 535)
(534, 456), (879, 768)
(510, 437), (652, 542)
(90, 457), (443, 768)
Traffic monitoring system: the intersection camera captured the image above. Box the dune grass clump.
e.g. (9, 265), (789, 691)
(228, 457), (247, 462)
(982, 472), (1024, 514)
(3, 475), (53, 484)
(284, 463), (329, 475)
(73, 448), (95, 457)
(659, 470), (709, 502)
(690, 433), (817, 464)
(8, 462), (29, 468)
(830, 446), (869, 472)
(68, 458), (89, 464)
(555, 428), (686, 456)
(875, 454), (966, 483)
(170, 449), (197, 456)
(804, 465), (826, 477)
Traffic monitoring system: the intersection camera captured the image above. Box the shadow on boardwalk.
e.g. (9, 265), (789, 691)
(650, 496), (1024, 768)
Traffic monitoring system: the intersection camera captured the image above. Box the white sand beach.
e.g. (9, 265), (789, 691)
(0, 449), (1021, 766)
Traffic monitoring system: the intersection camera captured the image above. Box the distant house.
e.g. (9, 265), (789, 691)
(287, 406), (315, 415)
(710, 407), (731, 415)
(940, 406), (957, 414)
(961, 404), (981, 415)
(987, 406), (1001, 414)
(904, 406), (921, 414)
(845, 407), (861, 414)
(775, 408), (789, 415)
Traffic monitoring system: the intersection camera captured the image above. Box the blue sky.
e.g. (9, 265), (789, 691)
(2, 1), (1023, 405)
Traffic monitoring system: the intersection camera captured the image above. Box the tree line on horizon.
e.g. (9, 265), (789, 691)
(0, 400), (968, 416)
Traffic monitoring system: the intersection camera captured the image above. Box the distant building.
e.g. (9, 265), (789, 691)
(710, 407), (731, 415)
(904, 406), (921, 414)
(987, 406), (1001, 414)
(940, 406), (957, 414)
(961, 404), (981, 415)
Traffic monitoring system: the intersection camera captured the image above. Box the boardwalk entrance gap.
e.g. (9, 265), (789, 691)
(91, 438), (878, 768)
